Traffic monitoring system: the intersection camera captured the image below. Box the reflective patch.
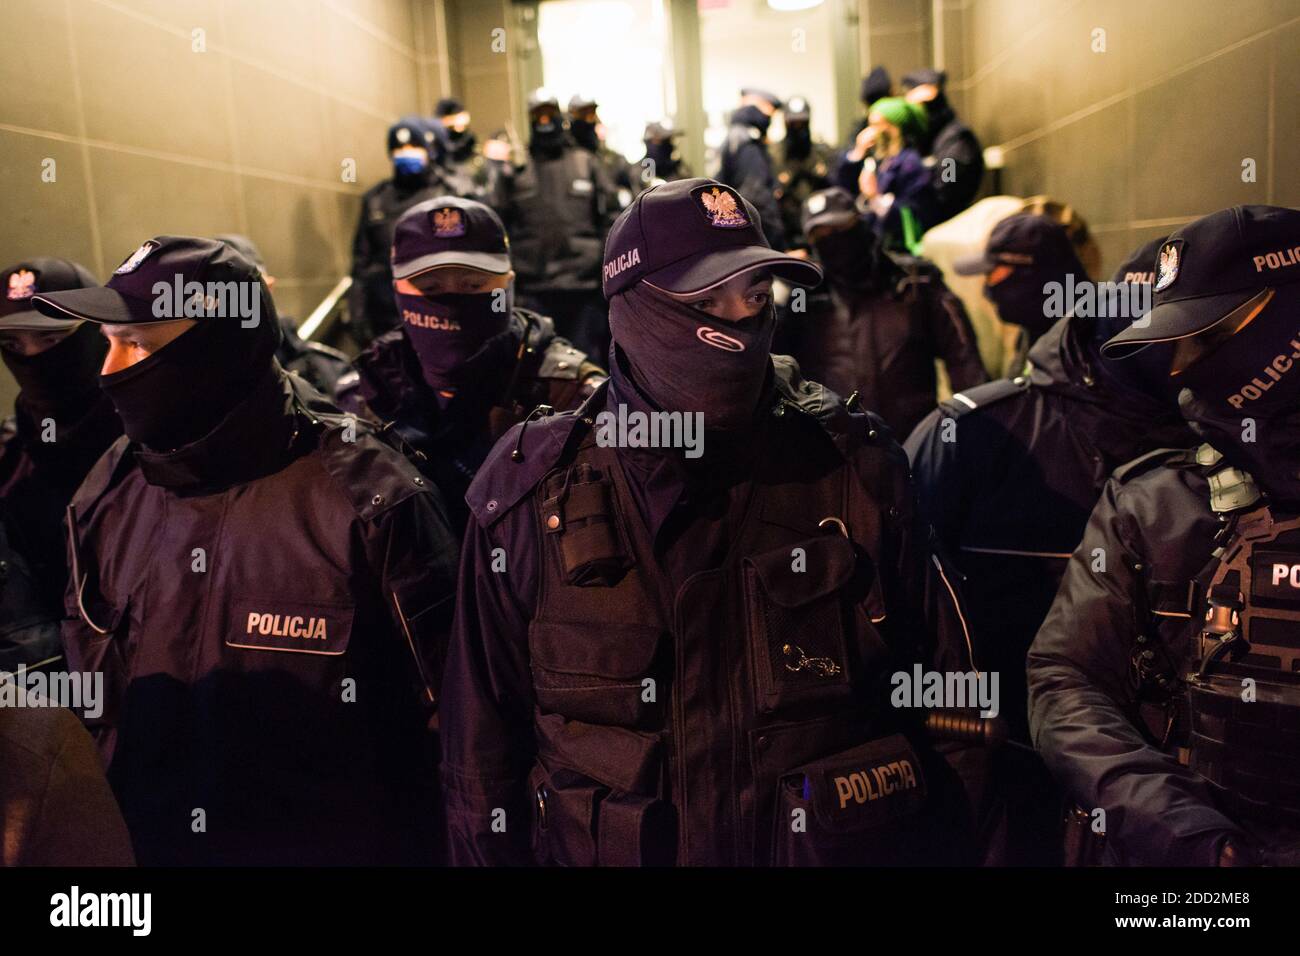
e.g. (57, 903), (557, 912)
(227, 600), (354, 656)
(804, 734), (928, 831)
(1252, 549), (1300, 603)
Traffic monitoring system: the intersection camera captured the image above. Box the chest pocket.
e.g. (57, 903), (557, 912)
(529, 619), (663, 729)
(743, 534), (862, 715)
(226, 599), (355, 657)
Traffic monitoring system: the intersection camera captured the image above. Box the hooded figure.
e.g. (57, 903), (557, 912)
(901, 68), (984, 225)
(441, 178), (982, 867)
(33, 235), (459, 865)
(906, 233), (1196, 864)
(0, 258), (122, 669)
(336, 196), (605, 536)
(348, 119), (479, 343)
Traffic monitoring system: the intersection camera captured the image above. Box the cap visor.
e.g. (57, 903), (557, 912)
(32, 287), (163, 325)
(951, 252), (994, 276)
(1101, 289), (1257, 359)
(394, 251), (511, 280)
(803, 211), (859, 236)
(645, 245), (822, 295)
(0, 308), (83, 332)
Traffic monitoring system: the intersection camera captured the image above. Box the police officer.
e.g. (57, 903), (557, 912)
(718, 88), (786, 250)
(33, 236), (459, 865)
(216, 234), (351, 396)
(794, 187), (986, 439)
(349, 118), (474, 343)
(906, 236), (1195, 864)
(488, 88), (616, 360)
(954, 212), (1091, 374)
(567, 93), (633, 209)
(1029, 205), (1300, 866)
(0, 259), (122, 671)
(900, 69), (984, 226)
(773, 96), (834, 251)
(634, 120), (692, 196)
(440, 177), (976, 866)
(336, 196), (604, 536)
(435, 97), (489, 191)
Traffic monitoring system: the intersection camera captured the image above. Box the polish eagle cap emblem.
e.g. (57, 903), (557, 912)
(698, 186), (749, 228)
(433, 207), (466, 238)
(7, 269), (36, 300)
(1155, 241), (1181, 292)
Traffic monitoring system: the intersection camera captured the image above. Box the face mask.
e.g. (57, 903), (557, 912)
(785, 124), (812, 159)
(447, 128), (475, 158)
(813, 222), (875, 288)
(1173, 287), (1300, 502)
(100, 316), (277, 452)
(570, 118), (600, 152)
(608, 281), (775, 431)
(2, 321), (105, 419)
(644, 141), (675, 177)
(733, 105), (771, 136)
(530, 119), (565, 155)
(393, 153), (429, 177)
(984, 272), (1057, 338)
(396, 288), (514, 393)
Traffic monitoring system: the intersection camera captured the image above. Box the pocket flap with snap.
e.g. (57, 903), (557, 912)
(746, 534), (858, 608)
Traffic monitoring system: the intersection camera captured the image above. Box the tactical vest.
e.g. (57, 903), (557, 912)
(1133, 446), (1300, 829)
(522, 413), (958, 867)
(1181, 456), (1300, 827)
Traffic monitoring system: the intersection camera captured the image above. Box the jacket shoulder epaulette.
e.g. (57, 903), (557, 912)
(940, 375), (1029, 418)
(536, 339), (588, 382)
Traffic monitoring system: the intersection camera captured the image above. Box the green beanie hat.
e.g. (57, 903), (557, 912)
(868, 96), (928, 141)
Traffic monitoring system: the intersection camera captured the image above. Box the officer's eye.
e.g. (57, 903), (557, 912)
(689, 298), (714, 313)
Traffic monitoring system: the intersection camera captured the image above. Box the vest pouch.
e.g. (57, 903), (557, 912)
(770, 734), (929, 866)
(530, 761), (674, 866)
(542, 467), (631, 587)
(743, 534), (857, 714)
(529, 620), (662, 728)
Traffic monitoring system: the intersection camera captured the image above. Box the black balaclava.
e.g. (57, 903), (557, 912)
(2, 321), (105, 425)
(607, 281), (775, 431)
(530, 114), (566, 158)
(447, 128), (477, 162)
(986, 253), (1088, 341)
(784, 121), (812, 161)
(812, 220), (880, 293)
(570, 117), (600, 153)
(644, 141), (677, 178)
(1172, 285), (1300, 504)
(100, 305), (279, 452)
(395, 285), (514, 397)
(731, 105), (770, 136)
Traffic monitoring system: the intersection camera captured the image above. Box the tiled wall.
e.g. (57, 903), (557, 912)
(940, 0), (1300, 278)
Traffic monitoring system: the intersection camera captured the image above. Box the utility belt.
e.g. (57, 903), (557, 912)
(522, 410), (966, 865)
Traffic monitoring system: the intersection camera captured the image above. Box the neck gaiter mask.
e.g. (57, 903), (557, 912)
(100, 317), (276, 452)
(396, 287), (514, 393)
(607, 281), (775, 430)
(2, 321), (105, 421)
